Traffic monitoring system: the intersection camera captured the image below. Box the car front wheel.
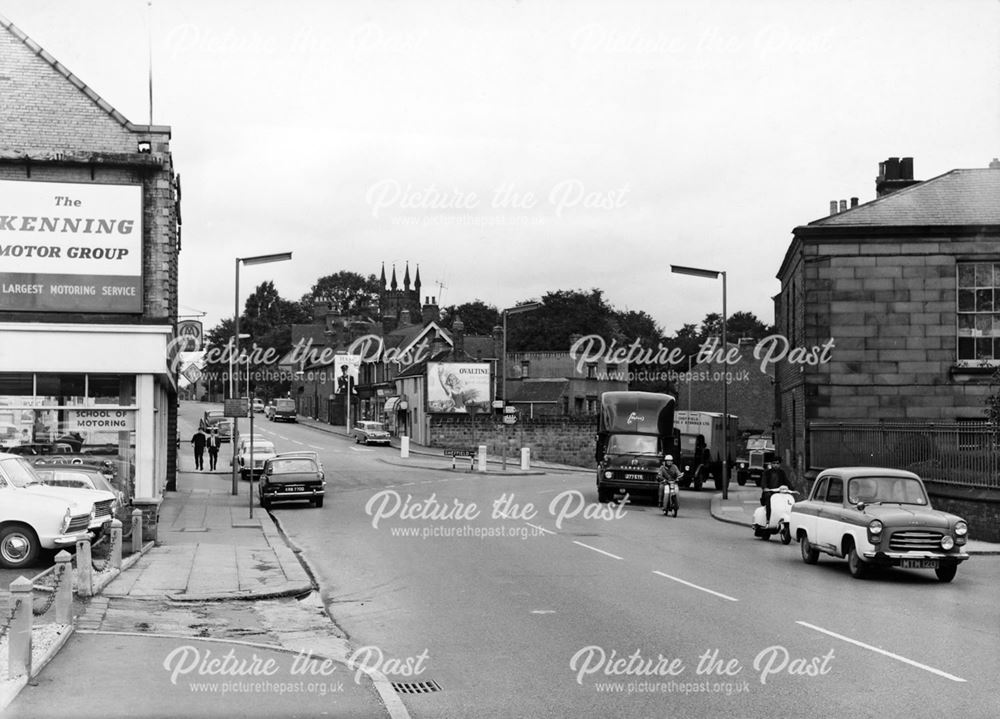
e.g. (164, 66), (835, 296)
(935, 564), (958, 583)
(847, 546), (869, 579)
(0, 524), (40, 569)
(799, 534), (819, 564)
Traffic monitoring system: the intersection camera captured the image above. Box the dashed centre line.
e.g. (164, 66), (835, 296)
(572, 541), (623, 561)
(652, 571), (739, 602)
(796, 621), (966, 683)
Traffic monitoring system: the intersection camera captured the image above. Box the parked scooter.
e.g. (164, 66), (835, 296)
(752, 486), (797, 543)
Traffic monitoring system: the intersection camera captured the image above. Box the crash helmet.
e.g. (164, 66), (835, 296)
(664, 455), (674, 462)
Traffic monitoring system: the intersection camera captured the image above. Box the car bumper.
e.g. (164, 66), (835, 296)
(862, 550), (970, 565)
(261, 487), (324, 503)
(46, 531), (93, 548)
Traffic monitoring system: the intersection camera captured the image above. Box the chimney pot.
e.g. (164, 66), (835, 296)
(839, 199), (847, 213)
(850, 197), (859, 208)
(829, 200), (838, 215)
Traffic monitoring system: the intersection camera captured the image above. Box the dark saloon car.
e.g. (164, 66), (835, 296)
(789, 467), (969, 582)
(258, 454), (325, 509)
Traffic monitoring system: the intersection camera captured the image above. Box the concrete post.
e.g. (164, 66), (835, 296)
(109, 519), (123, 571)
(400, 436), (410, 459)
(8, 576), (33, 678)
(131, 509), (143, 555)
(76, 539), (93, 598)
(520, 447), (530, 470)
(54, 550), (73, 624)
(478, 444), (487, 473)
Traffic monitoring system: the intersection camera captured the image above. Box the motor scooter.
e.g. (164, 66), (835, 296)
(751, 486), (797, 543)
(659, 477), (678, 517)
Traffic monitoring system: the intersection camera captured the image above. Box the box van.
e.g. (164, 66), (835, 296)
(268, 398), (298, 423)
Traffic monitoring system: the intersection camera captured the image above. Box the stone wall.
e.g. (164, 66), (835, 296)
(429, 414), (597, 469)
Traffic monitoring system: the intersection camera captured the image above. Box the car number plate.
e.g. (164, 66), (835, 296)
(900, 558), (938, 569)
(624, 473), (644, 480)
(285, 485), (304, 492)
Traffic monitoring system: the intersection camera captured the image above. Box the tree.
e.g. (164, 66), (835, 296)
(506, 289), (619, 352)
(439, 300), (501, 335)
(304, 271), (380, 317)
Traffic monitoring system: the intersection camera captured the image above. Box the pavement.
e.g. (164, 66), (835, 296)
(710, 486), (1000, 555)
(0, 442), (405, 719)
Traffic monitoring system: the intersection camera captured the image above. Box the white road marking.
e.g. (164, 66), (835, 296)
(652, 571), (739, 602)
(350, 447), (375, 452)
(291, 440), (305, 445)
(796, 621), (966, 683)
(308, 445), (324, 450)
(530, 610), (556, 615)
(525, 523), (556, 536)
(534, 488), (568, 495)
(275, 435), (289, 441)
(573, 541), (623, 561)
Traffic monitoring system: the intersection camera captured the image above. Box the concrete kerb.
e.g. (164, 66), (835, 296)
(0, 624), (75, 713)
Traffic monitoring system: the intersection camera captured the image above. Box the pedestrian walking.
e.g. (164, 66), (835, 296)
(190, 427), (207, 470)
(206, 428), (220, 471)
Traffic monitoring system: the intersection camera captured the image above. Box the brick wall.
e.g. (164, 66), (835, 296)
(429, 414), (598, 468)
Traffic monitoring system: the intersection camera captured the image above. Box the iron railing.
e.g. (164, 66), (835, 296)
(808, 421), (1000, 488)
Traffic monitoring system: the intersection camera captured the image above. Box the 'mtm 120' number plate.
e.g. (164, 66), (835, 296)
(900, 558), (938, 569)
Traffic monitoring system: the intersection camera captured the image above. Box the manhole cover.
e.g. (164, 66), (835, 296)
(392, 681), (441, 694)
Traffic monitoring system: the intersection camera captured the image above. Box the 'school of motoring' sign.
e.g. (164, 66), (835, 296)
(0, 179), (143, 312)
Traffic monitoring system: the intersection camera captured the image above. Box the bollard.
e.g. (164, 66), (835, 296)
(54, 551), (73, 624)
(8, 576), (33, 678)
(76, 539), (93, 598)
(478, 444), (487, 473)
(131, 509), (143, 555)
(109, 519), (123, 571)
(400, 436), (410, 459)
(521, 447), (531, 470)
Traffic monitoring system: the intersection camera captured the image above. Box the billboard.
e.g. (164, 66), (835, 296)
(427, 362), (491, 413)
(333, 354), (362, 394)
(0, 180), (143, 312)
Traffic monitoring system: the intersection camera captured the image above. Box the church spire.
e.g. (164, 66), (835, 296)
(414, 264), (422, 296)
(379, 262), (387, 289)
(403, 262), (411, 291)
(390, 264), (398, 291)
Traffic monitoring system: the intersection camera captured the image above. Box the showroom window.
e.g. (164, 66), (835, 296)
(957, 262), (1000, 365)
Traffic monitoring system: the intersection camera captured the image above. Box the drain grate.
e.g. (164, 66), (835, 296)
(391, 680), (442, 694)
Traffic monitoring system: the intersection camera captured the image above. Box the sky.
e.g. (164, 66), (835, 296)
(3, 0), (999, 337)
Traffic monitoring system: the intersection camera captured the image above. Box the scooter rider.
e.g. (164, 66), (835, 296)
(761, 460), (789, 523)
(659, 454), (681, 512)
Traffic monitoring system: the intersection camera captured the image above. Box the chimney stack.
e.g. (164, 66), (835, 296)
(877, 156), (919, 196)
(839, 200), (847, 213)
(422, 296), (440, 325)
(850, 197), (859, 208)
(829, 200), (838, 215)
(452, 317), (465, 356)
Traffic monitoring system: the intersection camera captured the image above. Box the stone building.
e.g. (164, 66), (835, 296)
(773, 157), (1000, 536)
(0, 14), (181, 530)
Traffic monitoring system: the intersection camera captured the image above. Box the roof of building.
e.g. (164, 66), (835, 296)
(506, 380), (570, 403)
(0, 13), (168, 135)
(807, 168), (1000, 227)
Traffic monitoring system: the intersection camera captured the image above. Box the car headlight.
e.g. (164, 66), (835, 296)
(868, 519), (883, 535)
(603, 471), (612, 479)
(941, 535), (955, 550)
(739, 462), (746, 469)
(954, 521), (968, 537)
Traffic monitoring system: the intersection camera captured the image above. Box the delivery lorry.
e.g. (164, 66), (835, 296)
(595, 391), (679, 503)
(673, 410), (739, 491)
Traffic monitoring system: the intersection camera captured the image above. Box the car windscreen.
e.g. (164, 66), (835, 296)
(847, 476), (928, 505)
(252, 443), (276, 454)
(0, 457), (44, 487)
(269, 459), (316, 474)
(276, 400), (295, 411)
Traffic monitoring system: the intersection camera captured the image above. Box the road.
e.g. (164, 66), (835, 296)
(232, 406), (1000, 719)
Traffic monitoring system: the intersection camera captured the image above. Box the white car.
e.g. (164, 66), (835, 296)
(0, 466), (93, 569)
(236, 440), (277, 480)
(252, 398), (265, 413)
(0, 453), (117, 536)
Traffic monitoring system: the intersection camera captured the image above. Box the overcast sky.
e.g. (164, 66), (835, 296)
(4, 0), (999, 336)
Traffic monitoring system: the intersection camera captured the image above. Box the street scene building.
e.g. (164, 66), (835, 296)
(0, 16), (180, 531)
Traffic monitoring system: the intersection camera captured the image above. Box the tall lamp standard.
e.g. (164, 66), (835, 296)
(670, 264), (730, 500)
(232, 252), (292, 496)
(501, 302), (541, 470)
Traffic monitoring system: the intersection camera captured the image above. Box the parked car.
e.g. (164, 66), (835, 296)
(6, 442), (75, 456)
(267, 398), (297, 423)
(258, 454), (325, 508)
(790, 467), (969, 582)
(32, 463), (129, 521)
(353, 421), (391, 445)
(236, 440), (277, 481)
(0, 452), (117, 538)
(0, 469), (93, 569)
(200, 410), (233, 442)
(269, 450), (324, 473)
(252, 398), (265, 413)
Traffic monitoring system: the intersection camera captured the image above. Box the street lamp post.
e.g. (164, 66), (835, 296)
(501, 302), (541, 470)
(670, 264), (729, 500)
(232, 252), (292, 496)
